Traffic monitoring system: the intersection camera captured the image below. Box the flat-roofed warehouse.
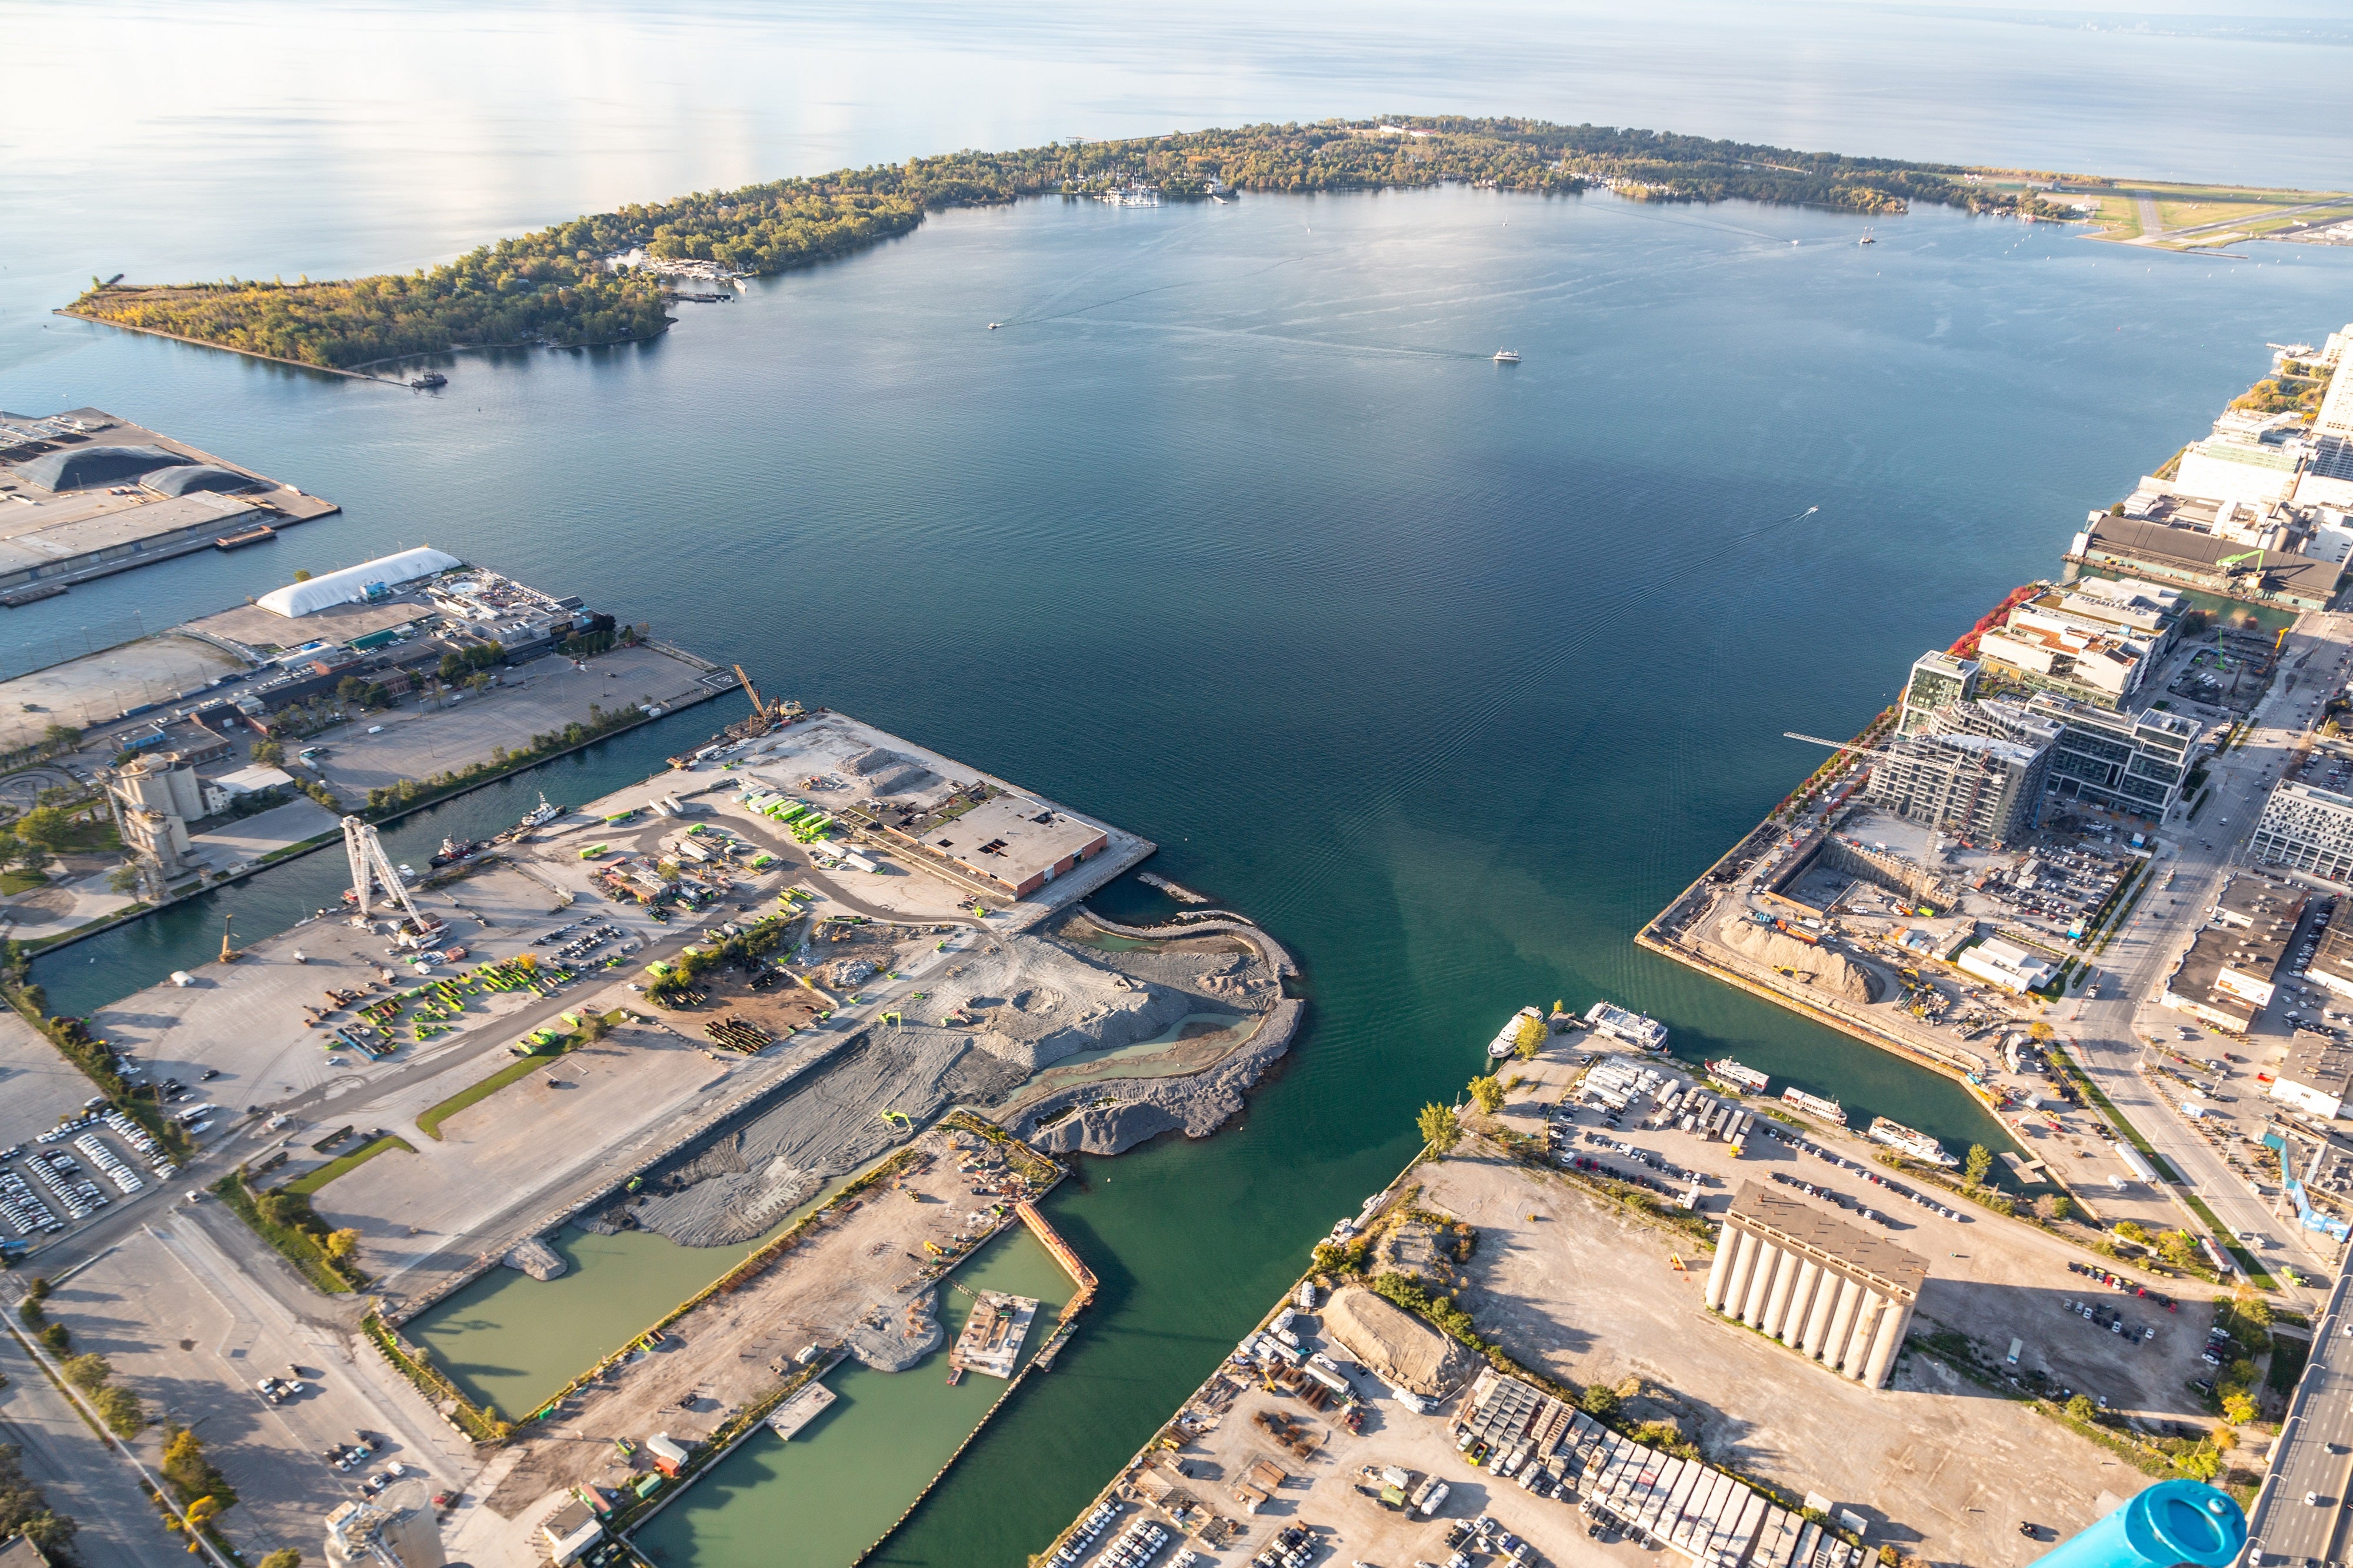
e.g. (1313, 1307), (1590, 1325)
(2161, 875), (2305, 1033)
(0, 408), (338, 593)
(1705, 1180), (1929, 1389)
(919, 793), (1110, 898)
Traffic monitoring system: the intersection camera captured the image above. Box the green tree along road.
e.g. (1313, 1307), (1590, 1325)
(65, 117), (2075, 371)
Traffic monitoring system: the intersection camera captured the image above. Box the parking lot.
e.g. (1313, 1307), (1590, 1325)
(36, 1213), (484, 1563)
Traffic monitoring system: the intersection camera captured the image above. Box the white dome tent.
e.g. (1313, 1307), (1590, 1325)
(256, 546), (463, 617)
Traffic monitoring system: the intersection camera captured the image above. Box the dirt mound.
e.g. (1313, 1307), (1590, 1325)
(1324, 1285), (1469, 1398)
(1720, 916), (1881, 1003)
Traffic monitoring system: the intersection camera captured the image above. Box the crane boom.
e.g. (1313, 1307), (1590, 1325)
(733, 663), (765, 719)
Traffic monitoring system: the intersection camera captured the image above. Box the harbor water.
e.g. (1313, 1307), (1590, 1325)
(4, 7), (2351, 1562)
(632, 1225), (1074, 1568)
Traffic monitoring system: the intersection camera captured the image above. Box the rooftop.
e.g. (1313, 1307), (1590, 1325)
(1724, 1180), (1930, 1297)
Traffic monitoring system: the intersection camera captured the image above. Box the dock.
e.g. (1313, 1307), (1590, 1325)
(948, 1290), (1039, 1380)
(764, 1381), (836, 1440)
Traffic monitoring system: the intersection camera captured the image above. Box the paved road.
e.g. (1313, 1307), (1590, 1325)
(2065, 611), (2353, 1308)
(0, 1325), (185, 1568)
(2252, 1253), (2353, 1565)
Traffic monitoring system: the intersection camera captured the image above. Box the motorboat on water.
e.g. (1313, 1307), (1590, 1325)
(1492, 349), (1521, 363)
(518, 792), (562, 830)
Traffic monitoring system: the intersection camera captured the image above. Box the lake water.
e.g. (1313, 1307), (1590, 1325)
(8, 6), (2353, 1564)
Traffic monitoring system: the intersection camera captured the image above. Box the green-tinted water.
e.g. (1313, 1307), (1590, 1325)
(409, 1225), (776, 1419)
(633, 1227), (1074, 1568)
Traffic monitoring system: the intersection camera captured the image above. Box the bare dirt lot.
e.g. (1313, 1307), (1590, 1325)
(1396, 1042), (2218, 1566)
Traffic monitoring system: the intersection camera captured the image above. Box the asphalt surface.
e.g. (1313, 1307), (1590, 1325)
(2251, 1252), (2353, 1565)
(0, 1324), (185, 1568)
(2062, 610), (2353, 1312)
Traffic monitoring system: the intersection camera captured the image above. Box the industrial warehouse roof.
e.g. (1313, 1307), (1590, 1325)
(257, 546), (463, 617)
(14, 442), (190, 491)
(1726, 1182), (1931, 1297)
(2079, 516), (2341, 596)
(1323, 1285), (1467, 1398)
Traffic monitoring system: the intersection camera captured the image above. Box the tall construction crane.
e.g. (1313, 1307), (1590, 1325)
(344, 815), (427, 929)
(727, 664), (802, 739)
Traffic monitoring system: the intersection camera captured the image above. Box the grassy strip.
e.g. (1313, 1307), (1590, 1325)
(281, 1134), (416, 1195)
(209, 1173), (354, 1295)
(416, 1050), (570, 1141)
(361, 1312), (504, 1443)
(2178, 1189), (2277, 1289)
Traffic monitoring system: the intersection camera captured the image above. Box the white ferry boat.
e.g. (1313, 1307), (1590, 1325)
(1707, 1058), (1769, 1092)
(1780, 1086), (1846, 1126)
(1486, 1005), (1543, 1058)
(1868, 1115), (1958, 1168)
(1492, 349), (1521, 363)
(1584, 1001), (1668, 1052)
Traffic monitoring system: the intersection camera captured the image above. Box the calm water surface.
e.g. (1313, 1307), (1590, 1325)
(7, 6), (2353, 1563)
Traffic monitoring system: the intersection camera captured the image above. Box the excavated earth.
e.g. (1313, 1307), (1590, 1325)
(589, 911), (1297, 1246)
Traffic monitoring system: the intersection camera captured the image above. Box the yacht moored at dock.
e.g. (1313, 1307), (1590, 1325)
(1780, 1086), (1847, 1125)
(1584, 1000), (1668, 1052)
(1868, 1115), (1957, 1167)
(1487, 1005), (1543, 1058)
(1707, 1057), (1768, 1092)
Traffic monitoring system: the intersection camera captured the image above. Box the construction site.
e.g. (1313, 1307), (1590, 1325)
(12, 679), (1308, 1568)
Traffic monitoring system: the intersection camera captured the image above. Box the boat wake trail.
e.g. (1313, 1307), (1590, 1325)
(991, 252), (1310, 331)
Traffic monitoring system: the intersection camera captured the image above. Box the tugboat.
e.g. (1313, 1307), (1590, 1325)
(409, 371), (448, 389)
(429, 836), (485, 868)
(517, 792), (562, 830)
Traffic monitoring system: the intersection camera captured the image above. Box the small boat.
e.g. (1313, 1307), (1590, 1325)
(518, 792), (562, 830)
(1492, 349), (1521, 363)
(1859, 230), (1877, 245)
(1708, 1058), (1769, 1092)
(988, 322), (1000, 330)
(1584, 1000), (1668, 1052)
(409, 371), (447, 389)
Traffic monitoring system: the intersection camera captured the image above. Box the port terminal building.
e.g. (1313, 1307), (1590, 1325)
(1704, 1181), (1928, 1389)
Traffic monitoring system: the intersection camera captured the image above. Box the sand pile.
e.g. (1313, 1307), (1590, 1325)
(1720, 916), (1880, 1003)
(1324, 1285), (1469, 1398)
